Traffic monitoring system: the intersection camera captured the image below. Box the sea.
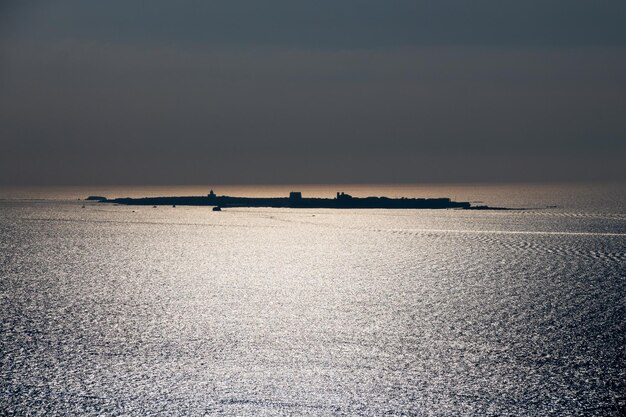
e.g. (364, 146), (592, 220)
(1, 183), (625, 416)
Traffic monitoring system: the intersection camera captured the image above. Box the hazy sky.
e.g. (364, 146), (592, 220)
(1, 0), (625, 185)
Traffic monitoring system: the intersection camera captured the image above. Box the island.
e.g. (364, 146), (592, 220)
(95, 190), (511, 210)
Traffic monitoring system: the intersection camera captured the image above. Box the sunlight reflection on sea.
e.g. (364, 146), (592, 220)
(1, 184), (624, 415)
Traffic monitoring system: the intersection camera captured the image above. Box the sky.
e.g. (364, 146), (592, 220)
(1, 0), (625, 185)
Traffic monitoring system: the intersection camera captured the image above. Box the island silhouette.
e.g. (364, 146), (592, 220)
(89, 190), (511, 210)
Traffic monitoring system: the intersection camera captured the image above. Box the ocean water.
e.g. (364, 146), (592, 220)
(1, 184), (625, 416)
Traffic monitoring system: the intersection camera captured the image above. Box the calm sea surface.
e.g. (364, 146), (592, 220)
(1, 184), (625, 416)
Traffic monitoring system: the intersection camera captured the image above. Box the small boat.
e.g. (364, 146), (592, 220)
(212, 206), (222, 212)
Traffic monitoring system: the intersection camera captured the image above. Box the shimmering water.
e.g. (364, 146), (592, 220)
(1, 184), (625, 415)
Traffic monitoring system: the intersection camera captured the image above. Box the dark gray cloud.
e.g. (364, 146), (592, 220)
(0, 1), (625, 184)
(3, 0), (626, 47)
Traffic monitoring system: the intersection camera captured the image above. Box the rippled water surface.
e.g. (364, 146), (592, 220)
(1, 184), (625, 415)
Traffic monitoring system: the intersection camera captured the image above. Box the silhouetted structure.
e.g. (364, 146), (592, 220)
(97, 190), (512, 210)
(289, 192), (302, 201)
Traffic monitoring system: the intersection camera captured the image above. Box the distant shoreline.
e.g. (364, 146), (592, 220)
(88, 191), (514, 210)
